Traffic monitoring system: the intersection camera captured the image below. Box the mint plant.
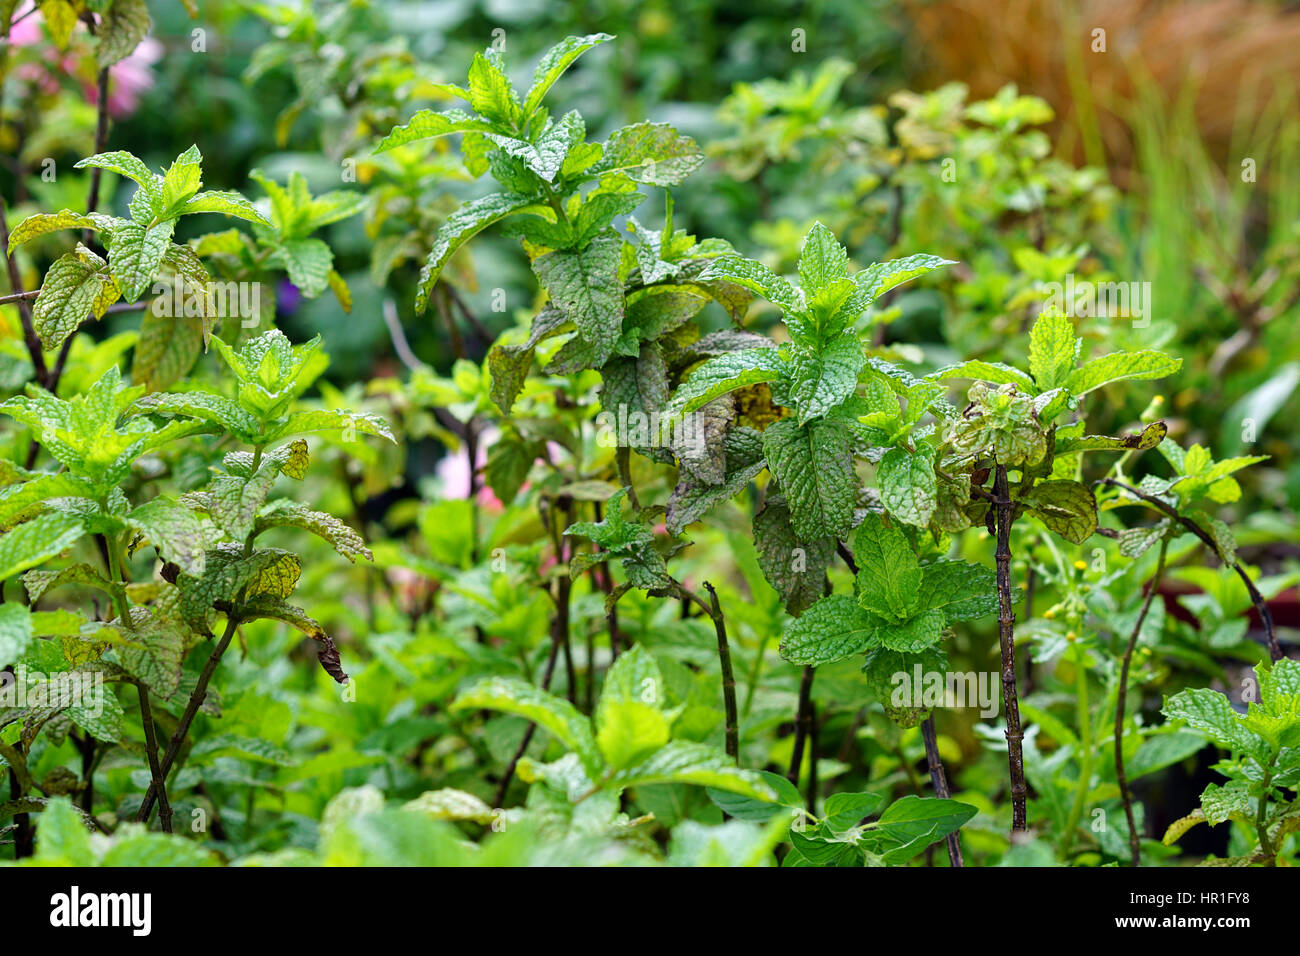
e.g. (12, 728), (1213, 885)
(1161, 659), (1300, 865)
(0, 330), (390, 837)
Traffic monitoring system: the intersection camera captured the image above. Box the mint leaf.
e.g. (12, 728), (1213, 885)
(1025, 479), (1098, 544)
(762, 417), (854, 540)
(852, 513), (922, 622)
(1028, 310), (1078, 391)
(877, 446), (937, 528)
(531, 232), (624, 366)
(1067, 350), (1182, 396)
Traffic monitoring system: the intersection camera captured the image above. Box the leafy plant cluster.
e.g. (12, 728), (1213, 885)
(1, 14), (1295, 868)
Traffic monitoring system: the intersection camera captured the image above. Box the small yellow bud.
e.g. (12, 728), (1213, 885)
(1044, 608), (1056, 620)
(1073, 560), (1087, 571)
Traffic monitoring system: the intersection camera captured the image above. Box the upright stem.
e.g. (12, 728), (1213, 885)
(922, 716), (964, 866)
(704, 581), (739, 763)
(1099, 478), (1283, 661)
(789, 665), (815, 791)
(1256, 763), (1276, 865)
(136, 682), (172, 833)
(993, 465), (1028, 831)
(138, 614), (240, 822)
(1115, 538), (1168, 866)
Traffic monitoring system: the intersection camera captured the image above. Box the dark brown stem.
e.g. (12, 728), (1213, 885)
(1115, 537), (1168, 867)
(1099, 478), (1282, 661)
(704, 581), (739, 763)
(994, 465), (1028, 831)
(6, 760), (33, 858)
(136, 682), (172, 833)
(75, 732), (96, 814)
(138, 614), (240, 822)
(789, 665), (815, 788)
(922, 715), (965, 866)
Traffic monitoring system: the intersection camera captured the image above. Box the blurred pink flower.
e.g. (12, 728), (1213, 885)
(9, 5), (161, 117)
(435, 425), (503, 510)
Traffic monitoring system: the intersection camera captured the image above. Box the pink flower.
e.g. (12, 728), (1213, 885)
(8, 4), (161, 118)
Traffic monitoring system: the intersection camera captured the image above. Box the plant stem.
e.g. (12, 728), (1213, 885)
(1255, 763), (1276, 865)
(136, 682), (172, 833)
(138, 613), (240, 822)
(1115, 537), (1168, 866)
(704, 581), (739, 763)
(993, 464), (1028, 831)
(1099, 478), (1282, 661)
(789, 665), (815, 792)
(922, 716), (964, 867)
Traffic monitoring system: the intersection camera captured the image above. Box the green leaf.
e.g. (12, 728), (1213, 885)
(181, 190), (271, 225)
(933, 360), (1036, 391)
(917, 561), (1000, 623)
(272, 237), (333, 297)
(373, 109), (496, 153)
(96, 0), (151, 67)
(877, 446), (937, 528)
(107, 219), (176, 301)
(852, 253), (954, 302)
(32, 249), (112, 348)
(523, 33), (614, 116)
(0, 513), (85, 580)
(779, 594), (881, 665)
(787, 334), (865, 424)
(752, 497), (835, 617)
(1028, 310), (1079, 391)
(531, 232), (624, 366)
(6, 210), (109, 253)
(595, 694), (670, 769)
(117, 610), (184, 698)
(127, 497), (206, 574)
(1066, 350), (1182, 396)
(467, 50), (522, 129)
(670, 348), (782, 416)
(876, 608), (945, 652)
(1058, 421), (1168, 454)
(254, 500), (371, 563)
(762, 417), (855, 540)
(698, 256), (802, 314)
(74, 151), (161, 213)
(865, 796), (978, 863)
(852, 513), (922, 622)
(707, 770), (804, 821)
(609, 741), (779, 801)
(32, 797), (95, 866)
(414, 193), (544, 313)
(1025, 479), (1098, 544)
(797, 222), (848, 294)
(452, 677), (602, 777)
(590, 122), (704, 186)
(132, 306), (205, 392)
(1163, 688), (1271, 763)
(0, 603), (33, 664)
